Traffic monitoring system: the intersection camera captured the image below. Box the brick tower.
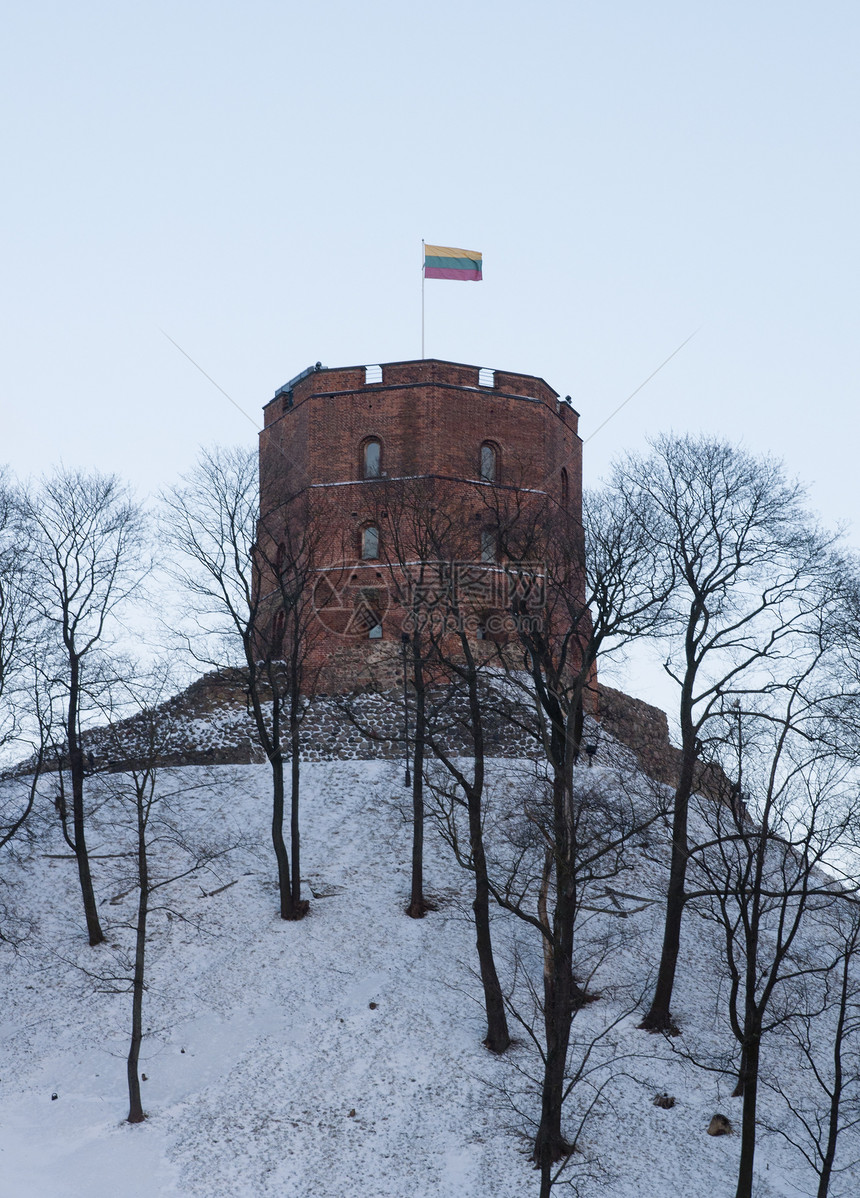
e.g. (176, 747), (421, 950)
(258, 358), (583, 692)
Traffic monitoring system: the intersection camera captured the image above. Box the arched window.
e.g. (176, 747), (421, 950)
(479, 442), (497, 483)
(361, 525), (379, 560)
(355, 585), (383, 637)
(275, 542), (286, 570)
(560, 468), (569, 507)
(362, 438), (381, 479)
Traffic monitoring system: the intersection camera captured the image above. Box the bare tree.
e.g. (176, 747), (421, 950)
(162, 446), (320, 920)
(424, 629), (512, 1055)
(0, 467), (35, 757)
(359, 476), (455, 918)
(0, 645), (54, 838)
(0, 468), (42, 876)
(686, 687), (859, 1198)
(256, 490), (326, 915)
(764, 903), (860, 1198)
(73, 671), (238, 1123)
(24, 469), (149, 946)
(0, 470), (63, 942)
(361, 478), (513, 1048)
(0, 650), (57, 948)
(475, 759), (663, 1198)
(464, 474), (669, 1175)
(617, 436), (834, 1034)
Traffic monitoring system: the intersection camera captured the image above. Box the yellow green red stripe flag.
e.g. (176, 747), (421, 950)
(424, 244), (482, 281)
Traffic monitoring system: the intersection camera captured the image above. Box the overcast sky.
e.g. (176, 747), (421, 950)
(3, 2), (858, 700)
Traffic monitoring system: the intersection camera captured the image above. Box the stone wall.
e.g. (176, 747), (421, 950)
(28, 670), (542, 775)
(595, 683), (732, 799)
(596, 685), (678, 785)
(16, 671), (723, 801)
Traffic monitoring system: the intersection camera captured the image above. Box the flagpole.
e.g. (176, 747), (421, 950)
(421, 238), (425, 358)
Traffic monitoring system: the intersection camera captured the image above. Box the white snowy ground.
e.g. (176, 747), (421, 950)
(0, 758), (857, 1198)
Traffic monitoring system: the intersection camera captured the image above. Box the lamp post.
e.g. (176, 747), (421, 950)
(401, 632), (411, 787)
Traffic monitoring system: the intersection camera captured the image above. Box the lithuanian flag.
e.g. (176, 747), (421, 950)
(424, 244), (482, 281)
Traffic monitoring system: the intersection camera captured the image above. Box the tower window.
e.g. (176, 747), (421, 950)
(362, 525), (380, 560)
(560, 468), (569, 506)
(355, 587), (383, 637)
(480, 529), (497, 563)
(480, 442), (497, 483)
(362, 438), (382, 479)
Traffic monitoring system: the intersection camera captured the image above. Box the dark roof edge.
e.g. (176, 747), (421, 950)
(263, 358), (561, 410)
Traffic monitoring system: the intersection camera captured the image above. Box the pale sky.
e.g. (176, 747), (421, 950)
(3, 1), (858, 703)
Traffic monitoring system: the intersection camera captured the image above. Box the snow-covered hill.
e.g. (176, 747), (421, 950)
(0, 758), (856, 1197)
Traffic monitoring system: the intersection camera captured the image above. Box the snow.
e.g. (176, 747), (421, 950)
(1, 757), (858, 1197)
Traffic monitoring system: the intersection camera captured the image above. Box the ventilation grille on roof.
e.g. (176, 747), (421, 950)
(478, 367), (495, 388)
(365, 364), (383, 384)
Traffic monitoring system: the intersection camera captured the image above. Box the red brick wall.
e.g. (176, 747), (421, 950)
(258, 358), (585, 693)
(262, 359), (578, 495)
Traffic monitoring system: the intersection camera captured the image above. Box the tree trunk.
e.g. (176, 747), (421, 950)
(244, 654), (297, 921)
(289, 722), (302, 905)
(127, 793), (148, 1123)
(640, 694), (697, 1032)
(470, 831), (510, 1053)
(817, 947), (850, 1198)
(732, 1045), (748, 1097)
(533, 773), (577, 1169)
(538, 1158), (553, 1198)
(67, 654), (105, 946)
(818, 1078), (840, 1198)
(406, 642), (427, 918)
(533, 954), (576, 1167)
(639, 821), (686, 1031)
(735, 1033), (761, 1198)
(569, 686), (584, 767)
(462, 658), (510, 1054)
(288, 694), (308, 918)
(270, 752), (295, 920)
